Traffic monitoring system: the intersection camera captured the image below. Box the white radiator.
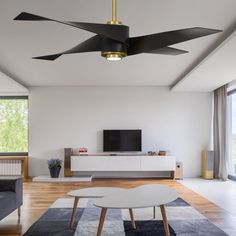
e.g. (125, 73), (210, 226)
(0, 160), (22, 176)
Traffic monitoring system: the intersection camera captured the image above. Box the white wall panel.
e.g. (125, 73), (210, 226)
(29, 86), (212, 177)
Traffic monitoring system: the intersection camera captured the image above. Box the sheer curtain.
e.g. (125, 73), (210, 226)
(213, 85), (228, 180)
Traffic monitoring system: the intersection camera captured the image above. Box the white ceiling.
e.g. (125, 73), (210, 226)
(172, 31), (236, 91)
(0, 70), (28, 93)
(0, 0), (236, 89)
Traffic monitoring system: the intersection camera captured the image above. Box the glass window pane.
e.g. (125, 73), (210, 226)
(230, 93), (236, 176)
(0, 98), (28, 153)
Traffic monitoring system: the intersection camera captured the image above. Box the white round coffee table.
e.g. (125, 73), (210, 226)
(93, 184), (178, 236)
(68, 187), (125, 228)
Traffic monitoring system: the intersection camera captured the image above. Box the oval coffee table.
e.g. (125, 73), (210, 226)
(93, 184), (178, 236)
(68, 187), (125, 228)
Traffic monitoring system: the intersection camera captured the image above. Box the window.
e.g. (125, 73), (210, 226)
(228, 90), (236, 179)
(0, 96), (28, 156)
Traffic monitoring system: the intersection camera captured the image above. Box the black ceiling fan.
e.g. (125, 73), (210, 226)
(14, 0), (221, 61)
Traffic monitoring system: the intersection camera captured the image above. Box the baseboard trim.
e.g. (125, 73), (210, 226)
(32, 175), (92, 183)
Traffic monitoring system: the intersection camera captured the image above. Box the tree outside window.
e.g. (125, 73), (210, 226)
(0, 97), (28, 154)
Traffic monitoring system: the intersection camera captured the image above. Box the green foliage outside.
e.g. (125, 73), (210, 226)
(0, 99), (28, 152)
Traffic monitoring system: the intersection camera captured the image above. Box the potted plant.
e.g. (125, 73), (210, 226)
(47, 158), (62, 178)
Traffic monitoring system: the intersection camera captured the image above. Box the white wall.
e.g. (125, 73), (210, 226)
(29, 86), (212, 177)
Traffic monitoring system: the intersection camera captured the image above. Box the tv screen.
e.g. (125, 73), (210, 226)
(103, 130), (142, 152)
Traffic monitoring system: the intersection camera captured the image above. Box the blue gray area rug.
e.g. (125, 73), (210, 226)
(23, 197), (228, 236)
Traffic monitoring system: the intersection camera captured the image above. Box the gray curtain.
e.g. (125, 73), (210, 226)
(213, 85), (228, 181)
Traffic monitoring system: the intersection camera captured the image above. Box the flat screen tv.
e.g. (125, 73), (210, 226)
(103, 130), (142, 152)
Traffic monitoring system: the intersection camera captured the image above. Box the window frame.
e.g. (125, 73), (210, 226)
(0, 96), (28, 156)
(228, 88), (236, 96)
(227, 89), (236, 180)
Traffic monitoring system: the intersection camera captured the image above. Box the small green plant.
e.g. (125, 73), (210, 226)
(47, 159), (62, 169)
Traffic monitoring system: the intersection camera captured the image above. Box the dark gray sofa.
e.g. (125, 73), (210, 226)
(0, 177), (23, 220)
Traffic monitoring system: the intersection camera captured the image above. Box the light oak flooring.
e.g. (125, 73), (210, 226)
(1, 179), (236, 236)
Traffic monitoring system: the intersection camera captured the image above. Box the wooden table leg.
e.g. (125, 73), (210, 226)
(97, 208), (107, 236)
(129, 208), (136, 229)
(153, 206), (156, 219)
(69, 197), (79, 229)
(160, 205), (170, 236)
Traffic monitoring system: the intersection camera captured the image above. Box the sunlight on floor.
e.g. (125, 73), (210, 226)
(178, 178), (236, 217)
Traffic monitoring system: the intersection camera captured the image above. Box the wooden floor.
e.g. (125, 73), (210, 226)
(1, 179), (236, 235)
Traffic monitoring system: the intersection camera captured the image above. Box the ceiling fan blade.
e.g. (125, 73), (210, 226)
(14, 12), (50, 21)
(14, 12), (129, 43)
(33, 54), (61, 61)
(69, 22), (129, 43)
(128, 27), (221, 55)
(146, 47), (188, 55)
(33, 35), (103, 61)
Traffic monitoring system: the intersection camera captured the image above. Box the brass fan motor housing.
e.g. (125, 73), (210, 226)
(101, 36), (127, 60)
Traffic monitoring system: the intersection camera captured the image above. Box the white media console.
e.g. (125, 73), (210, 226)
(71, 155), (176, 179)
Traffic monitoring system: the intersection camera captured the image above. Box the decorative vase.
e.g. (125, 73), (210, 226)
(49, 166), (61, 178)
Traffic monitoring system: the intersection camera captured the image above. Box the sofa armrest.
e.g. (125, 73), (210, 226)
(0, 177), (22, 192)
(0, 177), (23, 207)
